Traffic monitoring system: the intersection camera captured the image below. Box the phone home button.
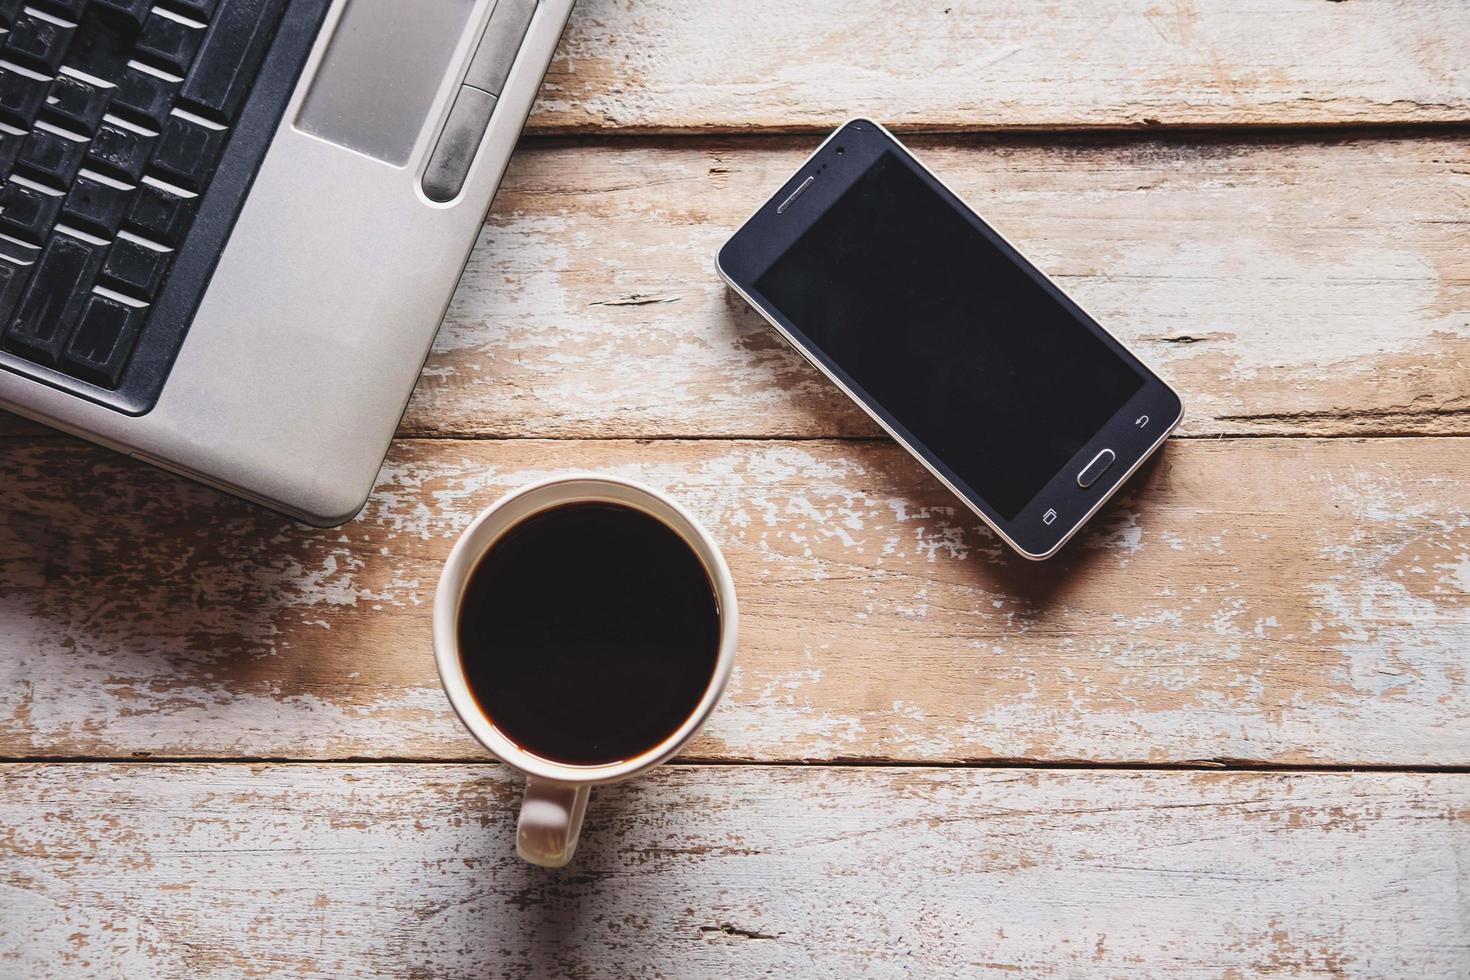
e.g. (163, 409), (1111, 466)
(1077, 449), (1116, 489)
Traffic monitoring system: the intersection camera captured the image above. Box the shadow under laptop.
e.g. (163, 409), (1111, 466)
(0, 432), (454, 755)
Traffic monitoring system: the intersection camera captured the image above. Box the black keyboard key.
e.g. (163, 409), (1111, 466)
(0, 255), (33, 324)
(136, 12), (204, 76)
(92, 0), (151, 27)
(0, 235), (39, 265)
(0, 127), (22, 176)
(4, 12), (74, 72)
(2, 233), (101, 365)
(112, 68), (176, 130)
(86, 121), (154, 181)
(61, 173), (130, 237)
(0, 67), (51, 128)
(43, 73), (112, 134)
(101, 234), (171, 299)
(0, 179), (64, 243)
(14, 127), (88, 188)
(179, 0), (286, 121)
(148, 113), (223, 191)
(166, 0), (219, 20)
(63, 8), (141, 80)
(63, 292), (143, 385)
(34, 0), (87, 20)
(125, 179), (196, 245)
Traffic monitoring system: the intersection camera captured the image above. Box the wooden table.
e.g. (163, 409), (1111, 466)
(4, 2), (1469, 975)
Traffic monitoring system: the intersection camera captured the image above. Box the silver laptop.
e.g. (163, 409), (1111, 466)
(0, 0), (573, 525)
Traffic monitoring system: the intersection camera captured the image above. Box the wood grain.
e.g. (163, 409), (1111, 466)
(1, 3), (1462, 961)
(2, 763), (1465, 978)
(2, 435), (1464, 766)
(528, 0), (1470, 133)
(390, 134), (1470, 441)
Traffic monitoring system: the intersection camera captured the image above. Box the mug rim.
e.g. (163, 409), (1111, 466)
(432, 472), (738, 786)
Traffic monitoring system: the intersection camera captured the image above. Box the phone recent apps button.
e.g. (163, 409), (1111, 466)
(1042, 508), (1058, 526)
(1076, 448), (1117, 489)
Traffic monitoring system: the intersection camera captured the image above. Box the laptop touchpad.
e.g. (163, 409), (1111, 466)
(297, 0), (478, 167)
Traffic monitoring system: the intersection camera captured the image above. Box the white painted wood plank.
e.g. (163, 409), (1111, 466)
(2, 436), (1465, 765)
(2, 135), (1465, 445)
(1, 764), (1465, 978)
(395, 135), (1470, 440)
(530, 0), (1470, 132)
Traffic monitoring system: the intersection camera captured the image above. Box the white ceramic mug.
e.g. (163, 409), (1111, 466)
(432, 473), (738, 868)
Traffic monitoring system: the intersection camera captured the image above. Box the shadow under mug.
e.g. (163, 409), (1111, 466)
(432, 473), (739, 867)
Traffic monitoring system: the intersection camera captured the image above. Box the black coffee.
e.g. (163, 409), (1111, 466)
(457, 502), (721, 766)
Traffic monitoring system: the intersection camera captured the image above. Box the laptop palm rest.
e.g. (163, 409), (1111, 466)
(296, 0), (477, 167)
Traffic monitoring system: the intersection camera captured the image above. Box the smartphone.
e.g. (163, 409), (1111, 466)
(717, 120), (1183, 560)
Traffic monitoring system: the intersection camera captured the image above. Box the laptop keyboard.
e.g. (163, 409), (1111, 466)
(0, 0), (288, 395)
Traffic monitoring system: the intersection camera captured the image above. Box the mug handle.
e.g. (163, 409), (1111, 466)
(517, 777), (590, 867)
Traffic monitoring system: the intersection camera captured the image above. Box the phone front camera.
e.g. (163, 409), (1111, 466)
(835, 146), (845, 155)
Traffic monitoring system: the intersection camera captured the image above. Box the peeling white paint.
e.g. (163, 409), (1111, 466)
(531, 0), (1470, 132)
(4, 765), (1468, 976)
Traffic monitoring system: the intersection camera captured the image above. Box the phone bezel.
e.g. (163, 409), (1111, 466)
(716, 119), (1184, 560)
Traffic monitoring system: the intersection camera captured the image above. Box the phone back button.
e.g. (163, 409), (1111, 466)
(1077, 448), (1116, 489)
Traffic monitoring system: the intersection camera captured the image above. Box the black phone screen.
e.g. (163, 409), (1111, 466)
(755, 151), (1143, 520)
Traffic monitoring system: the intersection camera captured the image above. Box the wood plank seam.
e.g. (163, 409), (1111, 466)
(514, 123), (1470, 144)
(4, 756), (1470, 774)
